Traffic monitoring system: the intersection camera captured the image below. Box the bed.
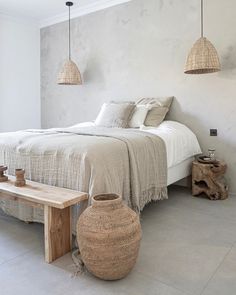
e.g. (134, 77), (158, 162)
(0, 120), (201, 232)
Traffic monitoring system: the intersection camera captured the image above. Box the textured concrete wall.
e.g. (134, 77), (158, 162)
(41, 0), (236, 194)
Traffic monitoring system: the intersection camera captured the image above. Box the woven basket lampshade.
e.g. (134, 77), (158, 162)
(57, 2), (82, 85)
(184, 0), (220, 74)
(184, 37), (221, 74)
(57, 60), (82, 85)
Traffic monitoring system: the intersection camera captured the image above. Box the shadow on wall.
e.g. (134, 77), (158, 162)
(167, 98), (236, 194)
(83, 57), (105, 84)
(219, 45), (236, 79)
(166, 98), (208, 140)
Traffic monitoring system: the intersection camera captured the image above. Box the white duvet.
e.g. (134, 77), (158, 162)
(73, 120), (202, 168)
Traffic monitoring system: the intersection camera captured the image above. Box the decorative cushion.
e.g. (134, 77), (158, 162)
(137, 97), (174, 127)
(95, 102), (135, 128)
(129, 105), (151, 128)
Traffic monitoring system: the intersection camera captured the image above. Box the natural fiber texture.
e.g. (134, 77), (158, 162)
(57, 59), (82, 85)
(77, 194), (142, 280)
(71, 249), (86, 276)
(185, 37), (220, 74)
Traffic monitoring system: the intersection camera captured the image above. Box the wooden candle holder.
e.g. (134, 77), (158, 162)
(15, 169), (26, 187)
(0, 166), (8, 182)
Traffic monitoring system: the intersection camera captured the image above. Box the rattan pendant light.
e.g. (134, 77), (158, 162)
(57, 2), (82, 85)
(184, 0), (220, 74)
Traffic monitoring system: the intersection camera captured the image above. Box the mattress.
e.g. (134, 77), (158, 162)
(167, 157), (194, 185)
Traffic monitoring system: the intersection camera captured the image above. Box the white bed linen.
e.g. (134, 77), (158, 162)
(72, 121), (202, 169)
(167, 157), (194, 185)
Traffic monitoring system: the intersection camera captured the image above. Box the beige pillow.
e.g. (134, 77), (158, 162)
(137, 97), (174, 127)
(95, 102), (135, 128)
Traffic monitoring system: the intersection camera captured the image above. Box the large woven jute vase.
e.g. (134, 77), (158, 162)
(77, 194), (142, 280)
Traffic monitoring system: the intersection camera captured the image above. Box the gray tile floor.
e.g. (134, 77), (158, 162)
(0, 186), (236, 295)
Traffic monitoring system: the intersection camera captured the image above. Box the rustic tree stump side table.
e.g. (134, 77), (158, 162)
(192, 160), (229, 200)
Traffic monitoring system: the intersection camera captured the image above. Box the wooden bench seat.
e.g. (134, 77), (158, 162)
(0, 176), (88, 263)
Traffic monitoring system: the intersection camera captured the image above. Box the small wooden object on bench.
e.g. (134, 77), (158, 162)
(15, 169), (26, 187)
(0, 176), (88, 263)
(0, 166), (8, 182)
(192, 160), (228, 200)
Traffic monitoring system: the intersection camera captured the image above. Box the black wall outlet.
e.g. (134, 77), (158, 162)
(210, 129), (218, 136)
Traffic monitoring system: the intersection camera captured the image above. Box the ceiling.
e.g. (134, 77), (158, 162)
(0, 0), (130, 27)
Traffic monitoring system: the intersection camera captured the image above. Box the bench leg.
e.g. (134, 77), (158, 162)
(44, 205), (72, 263)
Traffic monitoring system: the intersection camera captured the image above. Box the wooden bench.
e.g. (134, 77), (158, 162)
(0, 176), (88, 263)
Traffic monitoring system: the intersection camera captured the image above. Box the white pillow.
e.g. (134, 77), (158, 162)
(95, 103), (135, 128)
(129, 105), (151, 128)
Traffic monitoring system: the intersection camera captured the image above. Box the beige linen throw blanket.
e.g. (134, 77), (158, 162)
(0, 126), (167, 232)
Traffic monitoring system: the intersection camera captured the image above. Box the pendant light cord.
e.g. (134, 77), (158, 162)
(201, 0), (204, 37)
(69, 4), (71, 60)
